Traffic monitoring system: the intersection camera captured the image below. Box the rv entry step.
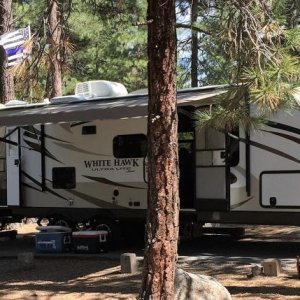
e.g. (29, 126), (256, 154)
(202, 226), (245, 239)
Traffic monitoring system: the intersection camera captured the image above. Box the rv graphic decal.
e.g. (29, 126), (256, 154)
(263, 120), (300, 146)
(24, 126), (69, 143)
(70, 121), (89, 127)
(239, 137), (300, 163)
(23, 139), (61, 163)
(22, 171), (69, 201)
(84, 175), (146, 189)
(266, 121), (300, 135)
(22, 182), (43, 193)
(23, 130), (38, 140)
(84, 158), (139, 172)
(59, 123), (73, 133)
(230, 197), (253, 210)
(250, 139), (300, 163)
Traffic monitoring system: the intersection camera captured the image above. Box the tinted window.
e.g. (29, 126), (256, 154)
(52, 167), (76, 189)
(82, 125), (96, 135)
(113, 134), (147, 158)
(229, 129), (239, 167)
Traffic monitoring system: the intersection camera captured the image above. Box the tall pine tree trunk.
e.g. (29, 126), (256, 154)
(191, 0), (198, 87)
(286, 0), (300, 28)
(141, 0), (178, 299)
(0, 0), (14, 103)
(47, 0), (62, 98)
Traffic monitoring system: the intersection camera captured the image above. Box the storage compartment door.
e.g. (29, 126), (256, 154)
(6, 128), (20, 206)
(261, 171), (300, 208)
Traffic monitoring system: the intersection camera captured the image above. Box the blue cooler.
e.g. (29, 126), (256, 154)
(72, 231), (108, 253)
(35, 226), (72, 253)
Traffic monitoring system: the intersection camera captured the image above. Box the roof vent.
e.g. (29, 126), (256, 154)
(5, 100), (28, 107)
(50, 95), (86, 104)
(75, 80), (128, 98)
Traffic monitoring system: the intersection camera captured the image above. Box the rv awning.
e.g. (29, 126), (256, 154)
(0, 86), (227, 127)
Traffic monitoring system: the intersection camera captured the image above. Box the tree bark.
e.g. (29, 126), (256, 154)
(47, 0), (62, 98)
(191, 0), (199, 87)
(141, 1), (178, 299)
(0, 0), (14, 103)
(285, 0), (300, 28)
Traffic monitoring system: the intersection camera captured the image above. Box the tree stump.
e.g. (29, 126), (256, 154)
(120, 253), (137, 274)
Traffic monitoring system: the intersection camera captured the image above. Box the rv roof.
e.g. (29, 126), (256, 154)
(0, 85), (228, 126)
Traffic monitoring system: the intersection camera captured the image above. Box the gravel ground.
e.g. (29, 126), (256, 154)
(0, 222), (300, 299)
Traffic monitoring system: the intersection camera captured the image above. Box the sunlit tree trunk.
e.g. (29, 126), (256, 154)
(141, 0), (178, 299)
(47, 0), (62, 98)
(0, 0), (14, 103)
(191, 0), (198, 87)
(285, 0), (300, 28)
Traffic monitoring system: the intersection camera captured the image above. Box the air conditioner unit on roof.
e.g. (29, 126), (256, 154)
(75, 80), (128, 99)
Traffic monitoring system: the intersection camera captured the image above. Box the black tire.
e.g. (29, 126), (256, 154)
(52, 218), (71, 228)
(91, 218), (120, 249)
(75, 221), (89, 231)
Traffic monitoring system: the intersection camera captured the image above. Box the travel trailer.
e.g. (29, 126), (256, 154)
(0, 80), (299, 241)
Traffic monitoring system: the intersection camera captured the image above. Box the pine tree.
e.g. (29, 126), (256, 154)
(0, 0), (14, 103)
(46, 0), (63, 98)
(194, 0), (300, 131)
(140, 0), (178, 298)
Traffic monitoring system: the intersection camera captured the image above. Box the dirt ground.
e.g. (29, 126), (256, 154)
(1, 222), (300, 300)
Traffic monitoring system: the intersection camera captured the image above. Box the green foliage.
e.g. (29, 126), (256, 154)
(11, 0), (148, 100)
(12, 1), (47, 101)
(10, 0), (300, 115)
(188, 0), (300, 131)
(195, 87), (267, 132)
(13, 1), (45, 29)
(67, 0), (148, 93)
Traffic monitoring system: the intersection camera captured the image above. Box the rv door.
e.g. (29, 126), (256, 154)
(195, 127), (229, 211)
(6, 127), (21, 206)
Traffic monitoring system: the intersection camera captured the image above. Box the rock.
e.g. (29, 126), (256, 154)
(247, 264), (263, 278)
(175, 268), (232, 300)
(251, 264), (263, 276)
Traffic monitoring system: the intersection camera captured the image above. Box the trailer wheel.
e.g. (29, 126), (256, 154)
(92, 219), (120, 248)
(75, 222), (88, 231)
(52, 218), (71, 228)
(0, 221), (6, 231)
(230, 227), (245, 240)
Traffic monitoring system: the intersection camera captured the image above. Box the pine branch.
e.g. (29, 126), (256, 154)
(176, 23), (211, 35)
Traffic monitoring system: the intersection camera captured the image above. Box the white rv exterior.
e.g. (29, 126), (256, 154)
(195, 108), (300, 225)
(0, 81), (299, 236)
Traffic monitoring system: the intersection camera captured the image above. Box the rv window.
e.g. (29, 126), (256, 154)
(113, 134), (147, 158)
(52, 167), (76, 189)
(82, 126), (96, 135)
(0, 158), (5, 172)
(229, 129), (239, 167)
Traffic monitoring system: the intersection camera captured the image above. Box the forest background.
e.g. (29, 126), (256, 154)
(3, 1), (300, 298)
(10, 0), (299, 109)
